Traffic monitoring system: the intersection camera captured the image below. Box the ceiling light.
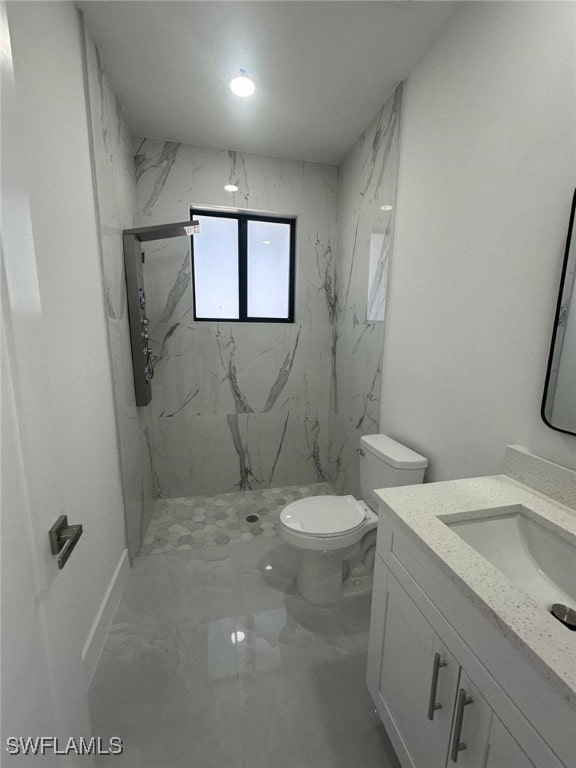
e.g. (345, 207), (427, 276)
(230, 631), (245, 645)
(230, 69), (255, 98)
(224, 184), (239, 192)
(380, 204), (393, 211)
(262, 240), (272, 245)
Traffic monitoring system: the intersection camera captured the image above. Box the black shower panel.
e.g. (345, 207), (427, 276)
(122, 220), (199, 406)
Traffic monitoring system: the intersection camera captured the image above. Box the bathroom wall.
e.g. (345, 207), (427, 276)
(83, 21), (155, 559)
(329, 86), (402, 497)
(380, 2), (576, 479)
(135, 143), (338, 497)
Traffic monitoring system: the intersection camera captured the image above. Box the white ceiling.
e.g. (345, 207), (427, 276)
(79, 1), (460, 165)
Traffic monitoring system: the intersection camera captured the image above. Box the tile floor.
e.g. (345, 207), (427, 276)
(89, 489), (400, 768)
(141, 483), (334, 555)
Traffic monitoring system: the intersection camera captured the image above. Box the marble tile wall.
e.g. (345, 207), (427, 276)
(329, 85), (403, 496)
(135, 143), (338, 498)
(83, 25), (155, 559)
(133, 86), (402, 501)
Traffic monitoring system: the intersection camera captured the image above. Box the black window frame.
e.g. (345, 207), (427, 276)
(190, 208), (296, 323)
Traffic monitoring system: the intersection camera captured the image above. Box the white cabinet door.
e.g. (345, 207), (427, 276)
(447, 671), (492, 768)
(379, 573), (460, 768)
(484, 717), (536, 768)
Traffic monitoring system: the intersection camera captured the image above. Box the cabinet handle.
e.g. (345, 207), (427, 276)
(450, 687), (473, 763)
(427, 652), (448, 721)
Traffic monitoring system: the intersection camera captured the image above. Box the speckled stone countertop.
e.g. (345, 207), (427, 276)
(375, 474), (576, 703)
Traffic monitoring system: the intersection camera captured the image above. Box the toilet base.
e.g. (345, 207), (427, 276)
(296, 548), (350, 605)
(342, 572), (374, 601)
(279, 499), (378, 606)
(294, 531), (376, 606)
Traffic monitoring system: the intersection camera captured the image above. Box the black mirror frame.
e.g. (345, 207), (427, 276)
(541, 188), (576, 437)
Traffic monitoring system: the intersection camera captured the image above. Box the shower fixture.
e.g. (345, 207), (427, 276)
(122, 220), (200, 406)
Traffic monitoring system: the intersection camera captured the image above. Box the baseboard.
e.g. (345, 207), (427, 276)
(82, 548), (129, 688)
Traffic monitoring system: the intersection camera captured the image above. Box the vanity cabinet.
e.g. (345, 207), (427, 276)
(379, 569), (460, 767)
(485, 717), (537, 768)
(374, 564), (528, 768)
(367, 521), (566, 768)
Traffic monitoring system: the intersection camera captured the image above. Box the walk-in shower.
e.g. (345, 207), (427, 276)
(123, 220), (199, 406)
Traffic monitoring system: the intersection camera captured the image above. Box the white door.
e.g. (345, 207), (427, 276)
(1, 3), (93, 763)
(447, 671), (492, 768)
(484, 717), (536, 768)
(379, 572), (460, 768)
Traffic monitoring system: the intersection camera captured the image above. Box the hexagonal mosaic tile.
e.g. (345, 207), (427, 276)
(140, 482), (334, 555)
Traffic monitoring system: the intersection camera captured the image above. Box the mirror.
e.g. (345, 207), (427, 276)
(542, 189), (576, 435)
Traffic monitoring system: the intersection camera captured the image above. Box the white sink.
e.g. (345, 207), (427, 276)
(444, 508), (576, 612)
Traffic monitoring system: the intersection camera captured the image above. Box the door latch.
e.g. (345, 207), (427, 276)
(49, 515), (83, 570)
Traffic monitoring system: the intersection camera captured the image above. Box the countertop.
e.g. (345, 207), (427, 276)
(375, 474), (576, 703)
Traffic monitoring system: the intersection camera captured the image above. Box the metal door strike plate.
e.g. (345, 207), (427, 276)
(49, 515), (83, 570)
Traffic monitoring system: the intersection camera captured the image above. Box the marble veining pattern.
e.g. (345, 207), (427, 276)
(136, 142), (337, 499)
(360, 87), (401, 201)
(134, 86), (402, 504)
(135, 140), (181, 214)
(329, 85), (403, 497)
(141, 483), (333, 555)
(83, 23), (155, 560)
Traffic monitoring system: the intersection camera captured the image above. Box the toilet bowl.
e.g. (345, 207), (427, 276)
(280, 495), (378, 605)
(279, 434), (428, 605)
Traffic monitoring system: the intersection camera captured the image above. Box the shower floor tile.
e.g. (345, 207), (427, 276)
(141, 483), (334, 555)
(89, 533), (400, 768)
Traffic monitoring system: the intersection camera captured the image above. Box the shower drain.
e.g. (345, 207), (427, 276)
(246, 514), (259, 523)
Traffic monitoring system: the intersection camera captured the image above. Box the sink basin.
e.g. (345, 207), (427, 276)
(444, 508), (576, 612)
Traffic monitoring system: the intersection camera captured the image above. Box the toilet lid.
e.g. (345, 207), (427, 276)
(280, 495), (366, 537)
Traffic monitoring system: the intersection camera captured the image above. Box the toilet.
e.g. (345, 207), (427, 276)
(279, 434), (428, 605)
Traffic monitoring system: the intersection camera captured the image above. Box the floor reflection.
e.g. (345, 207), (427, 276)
(89, 494), (400, 768)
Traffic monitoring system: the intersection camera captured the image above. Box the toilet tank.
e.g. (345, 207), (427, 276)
(359, 434), (428, 512)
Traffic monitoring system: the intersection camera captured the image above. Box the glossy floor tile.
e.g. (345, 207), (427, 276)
(89, 499), (400, 768)
(142, 483), (334, 555)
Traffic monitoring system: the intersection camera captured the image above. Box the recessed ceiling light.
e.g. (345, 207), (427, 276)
(262, 240), (272, 245)
(381, 204), (393, 211)
(230, 69), (255, 98)
(224, 184), (239, 192)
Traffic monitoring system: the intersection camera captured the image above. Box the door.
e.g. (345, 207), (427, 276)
(484, 717), (536, 768)
(446, 671), (492, 768)
(379, 572), (460, 768)
(1, 3), (93, 762)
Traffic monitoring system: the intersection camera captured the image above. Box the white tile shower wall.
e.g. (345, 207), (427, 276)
(83, 24), (155, 558)
(329, 86), (403, 496)
(134, 143), (338, 497)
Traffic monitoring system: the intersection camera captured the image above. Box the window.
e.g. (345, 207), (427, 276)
(190, 209), (295, 322)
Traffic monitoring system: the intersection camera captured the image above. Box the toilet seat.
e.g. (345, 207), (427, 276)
(280, 495), (366, 537)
